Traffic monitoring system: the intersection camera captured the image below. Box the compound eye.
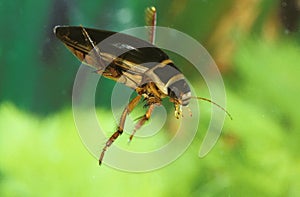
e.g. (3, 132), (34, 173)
(181, 92), (191, 106)
(168, 86), (180, 100)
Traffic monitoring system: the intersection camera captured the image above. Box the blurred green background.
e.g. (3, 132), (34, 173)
(1, 0), (300, 196)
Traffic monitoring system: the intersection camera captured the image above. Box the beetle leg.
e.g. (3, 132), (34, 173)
(145, 6), (157, 44)
(174, 103), (183, 119)
(99, 94), (142, 165)
(128, 104), (156, 142)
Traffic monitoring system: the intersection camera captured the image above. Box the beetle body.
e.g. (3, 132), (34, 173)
(54, 6), (231, 165)
(54, 25), (193, 164)
(54, 26), (191, 116)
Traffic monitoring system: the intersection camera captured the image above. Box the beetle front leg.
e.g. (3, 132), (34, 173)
(174, 103), (183, 119)
(128, 104), (156, 142)
(99, 94), (142, 165)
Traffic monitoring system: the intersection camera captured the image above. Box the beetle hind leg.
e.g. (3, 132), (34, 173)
(145, 6), (157, 44)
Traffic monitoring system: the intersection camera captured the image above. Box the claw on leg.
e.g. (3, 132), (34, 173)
(99, 130), (122, 165)
(98, 95), (141, 165)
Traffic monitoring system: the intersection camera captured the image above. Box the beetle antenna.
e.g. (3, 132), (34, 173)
(191, 96), (233, 120)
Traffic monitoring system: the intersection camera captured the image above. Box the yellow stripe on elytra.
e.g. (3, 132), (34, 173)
(164, 73), (185, 88)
